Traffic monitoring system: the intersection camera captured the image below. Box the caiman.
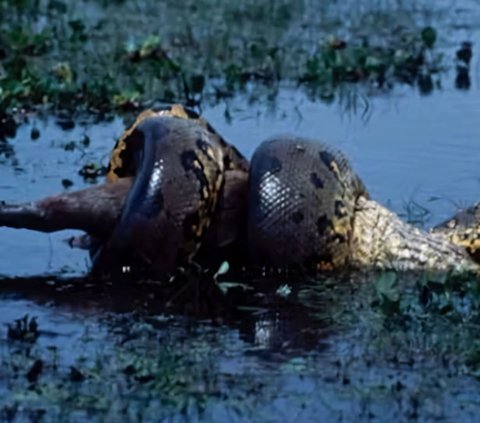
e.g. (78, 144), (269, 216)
(0, 105), (478, 277)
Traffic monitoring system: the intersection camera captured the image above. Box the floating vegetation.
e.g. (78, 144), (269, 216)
(0, 0), (467, 129)
(300, 27), (442, 97)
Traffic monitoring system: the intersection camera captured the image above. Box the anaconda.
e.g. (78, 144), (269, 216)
(96, 105), (249, 275)
(0, 105), (249, 277)
(92, 115), (228, 275)
(102, 104), (249, 273)
(247, 136), (367, 272)
(246, 136), (479, 274)
(0, 105), (479, 276)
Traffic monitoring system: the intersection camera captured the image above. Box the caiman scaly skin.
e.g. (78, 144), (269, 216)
(351, 196), (479, 273)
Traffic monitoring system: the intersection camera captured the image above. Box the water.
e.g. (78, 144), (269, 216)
(1, 0), (480, 421)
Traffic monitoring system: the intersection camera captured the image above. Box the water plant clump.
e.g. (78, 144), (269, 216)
(0, 0), (451, 128)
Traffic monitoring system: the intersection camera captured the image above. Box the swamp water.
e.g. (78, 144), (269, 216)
(1, 0), (480, 421)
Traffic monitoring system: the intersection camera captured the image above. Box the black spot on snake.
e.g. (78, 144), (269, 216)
(317, 214), (332, 235)
(114, 128), (145, 178)
(223, 155), (232, 169)
(291, 211), (304, 224)
(310, 172), (324, 189)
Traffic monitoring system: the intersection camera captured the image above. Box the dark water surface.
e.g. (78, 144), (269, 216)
(1, 0), (480, 422)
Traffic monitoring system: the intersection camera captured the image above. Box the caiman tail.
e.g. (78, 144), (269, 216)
(352, 196), (479, 274)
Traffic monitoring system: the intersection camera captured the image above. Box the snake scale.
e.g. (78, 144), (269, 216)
(0, 104), (479, 277)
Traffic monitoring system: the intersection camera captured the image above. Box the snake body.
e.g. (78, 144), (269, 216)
(246, 135), (478, 274)
(247, 136), (367, 273)
(92, 105), (248, 275)
(0, 104), (478, 277)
